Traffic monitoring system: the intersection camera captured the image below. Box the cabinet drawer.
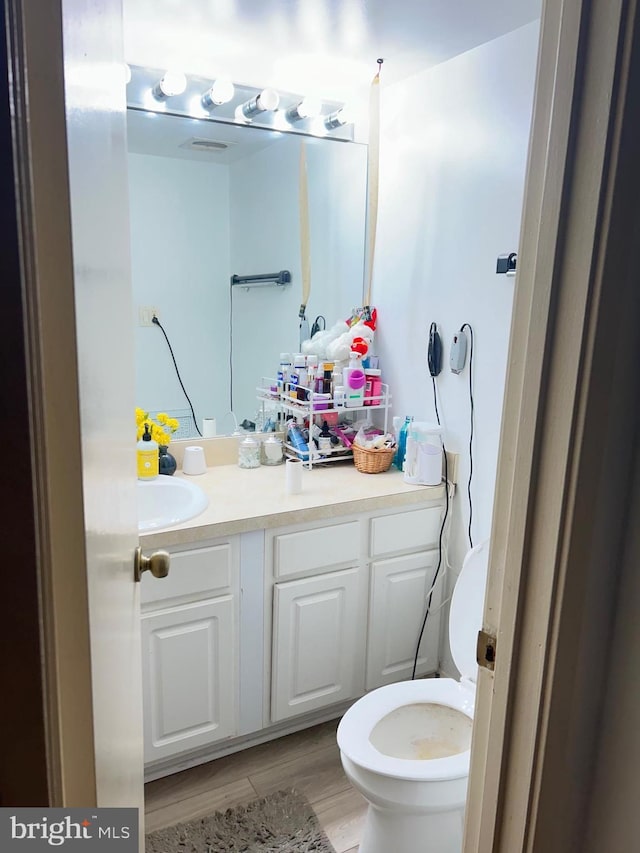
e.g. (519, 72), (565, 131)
(274, 521), (360, 579)
(141, 543), (233, 605)
(370, 507), (442, 557)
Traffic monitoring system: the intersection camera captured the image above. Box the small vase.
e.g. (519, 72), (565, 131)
(158, 445), (177, 476)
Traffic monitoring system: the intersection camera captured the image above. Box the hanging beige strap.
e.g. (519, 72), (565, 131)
(365, 68), (381, 308)
(299, 142), (311, 319)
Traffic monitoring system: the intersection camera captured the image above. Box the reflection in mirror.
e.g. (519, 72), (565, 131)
(127, 110), (367, 436)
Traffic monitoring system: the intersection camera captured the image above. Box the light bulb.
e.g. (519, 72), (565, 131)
(152, 70), (187, 99)
(124, 64), (132, 84)
(324, 104), (354, 130)
(202, 78), (235, 108)
(241, 88), (280, 118)
(286, 97), (322, 123)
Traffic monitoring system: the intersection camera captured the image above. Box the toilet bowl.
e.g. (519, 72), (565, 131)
(337, 541), (489, 853)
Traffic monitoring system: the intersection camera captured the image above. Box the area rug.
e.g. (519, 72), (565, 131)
(145, 789), (337, 853)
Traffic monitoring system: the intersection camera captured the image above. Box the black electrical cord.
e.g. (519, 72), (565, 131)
(460, 323), (474, 547)
(152, 316), (202, 437)
(411, 376), (450, 679)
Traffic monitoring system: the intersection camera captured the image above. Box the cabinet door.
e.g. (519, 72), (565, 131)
(271, 567), (365, 722)
(142, 597), (235, 763)
(366, 550), (441, 690)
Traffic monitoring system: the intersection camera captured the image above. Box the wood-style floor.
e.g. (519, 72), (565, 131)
(144, 719), (367, 853)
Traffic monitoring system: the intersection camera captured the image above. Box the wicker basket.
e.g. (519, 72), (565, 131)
(352, 443), (395, 474)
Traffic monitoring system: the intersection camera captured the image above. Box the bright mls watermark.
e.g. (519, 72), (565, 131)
(0, 809), (138, 851)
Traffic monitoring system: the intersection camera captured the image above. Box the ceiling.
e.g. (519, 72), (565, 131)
(123, 0), (541, 103)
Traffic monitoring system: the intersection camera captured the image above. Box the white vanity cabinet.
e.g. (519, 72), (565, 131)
(140, 539), (239, 763)
(267, 504), (443, 724)
(139, 485), (446, 778)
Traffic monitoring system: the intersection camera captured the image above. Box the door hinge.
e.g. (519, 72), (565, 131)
(477, 629), (497, 671)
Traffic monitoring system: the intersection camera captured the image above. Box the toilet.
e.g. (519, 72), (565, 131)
(337, 540), (489, 853)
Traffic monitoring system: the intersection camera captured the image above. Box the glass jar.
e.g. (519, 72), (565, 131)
(238, 436), (260, 469)
(262, 435), (284, 466)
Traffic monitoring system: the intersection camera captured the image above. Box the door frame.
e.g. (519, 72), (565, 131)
(466, 0), (640, 849)
(6, 0), (640, 846)
(3, 0), (96, 805)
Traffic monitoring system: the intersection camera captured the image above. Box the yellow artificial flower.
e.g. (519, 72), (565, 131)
(135, 409), (179, 445)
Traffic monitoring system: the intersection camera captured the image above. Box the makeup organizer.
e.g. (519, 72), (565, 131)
(256, 379), (392, 469)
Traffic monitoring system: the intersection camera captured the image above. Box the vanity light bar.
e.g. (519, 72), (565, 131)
(126, 66), (355, 140)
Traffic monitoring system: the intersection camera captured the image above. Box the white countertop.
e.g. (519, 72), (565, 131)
(140, 462), (446, 547)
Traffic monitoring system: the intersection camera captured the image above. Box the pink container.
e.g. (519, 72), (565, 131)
(364, 369), (382, 406)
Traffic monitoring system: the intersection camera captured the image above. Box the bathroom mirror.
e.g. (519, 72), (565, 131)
(127, 108), (367, 436)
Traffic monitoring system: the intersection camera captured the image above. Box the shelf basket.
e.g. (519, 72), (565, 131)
(352, 443), (395, 474)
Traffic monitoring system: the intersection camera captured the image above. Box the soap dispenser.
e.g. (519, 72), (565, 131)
(137, 423), (159, 480)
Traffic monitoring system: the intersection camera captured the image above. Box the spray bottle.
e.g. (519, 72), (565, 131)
(394, 416), (412, 471)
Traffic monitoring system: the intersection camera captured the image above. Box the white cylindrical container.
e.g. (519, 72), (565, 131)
(182, 445), (207, 475)
(286, 458), (303, 494)
(403, 423), (443, 486)
(202, 417), (217, 438)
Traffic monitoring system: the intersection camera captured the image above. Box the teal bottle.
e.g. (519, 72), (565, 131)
(394, 416), (412, 470)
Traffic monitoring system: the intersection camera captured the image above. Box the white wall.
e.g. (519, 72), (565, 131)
(372, 21), (540, 674)
(229, 135), (367, 422)
(128, 153), (230, 432)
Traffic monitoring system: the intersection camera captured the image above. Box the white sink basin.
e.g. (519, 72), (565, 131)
(137, 477), (209, 532)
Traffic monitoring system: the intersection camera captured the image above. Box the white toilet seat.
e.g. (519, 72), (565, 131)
(337, 678), (475, 783)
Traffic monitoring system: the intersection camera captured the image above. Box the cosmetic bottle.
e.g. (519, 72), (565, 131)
(333, 385), (345, 407)
(394, 416), (413, 470)
(318, 421), (333, 455)
(364, 368), (382, 406)
(287, 419), (310, 461)
(343, 357), (366, 407)
(306, 355), (318, 390)
(137, 423), (159, 480)
(293, 354), (308, 401)
(277, 353), (291, 392)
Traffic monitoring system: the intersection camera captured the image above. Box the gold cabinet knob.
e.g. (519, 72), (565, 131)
(134, 546), (171, 582)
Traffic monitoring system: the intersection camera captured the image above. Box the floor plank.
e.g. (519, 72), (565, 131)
(145, 719), (339, 813)
(144, 717), (365, 850)
(145, 777), (257, 833)
(249, 742), (352, 803)
(312, 787), (368, 853)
